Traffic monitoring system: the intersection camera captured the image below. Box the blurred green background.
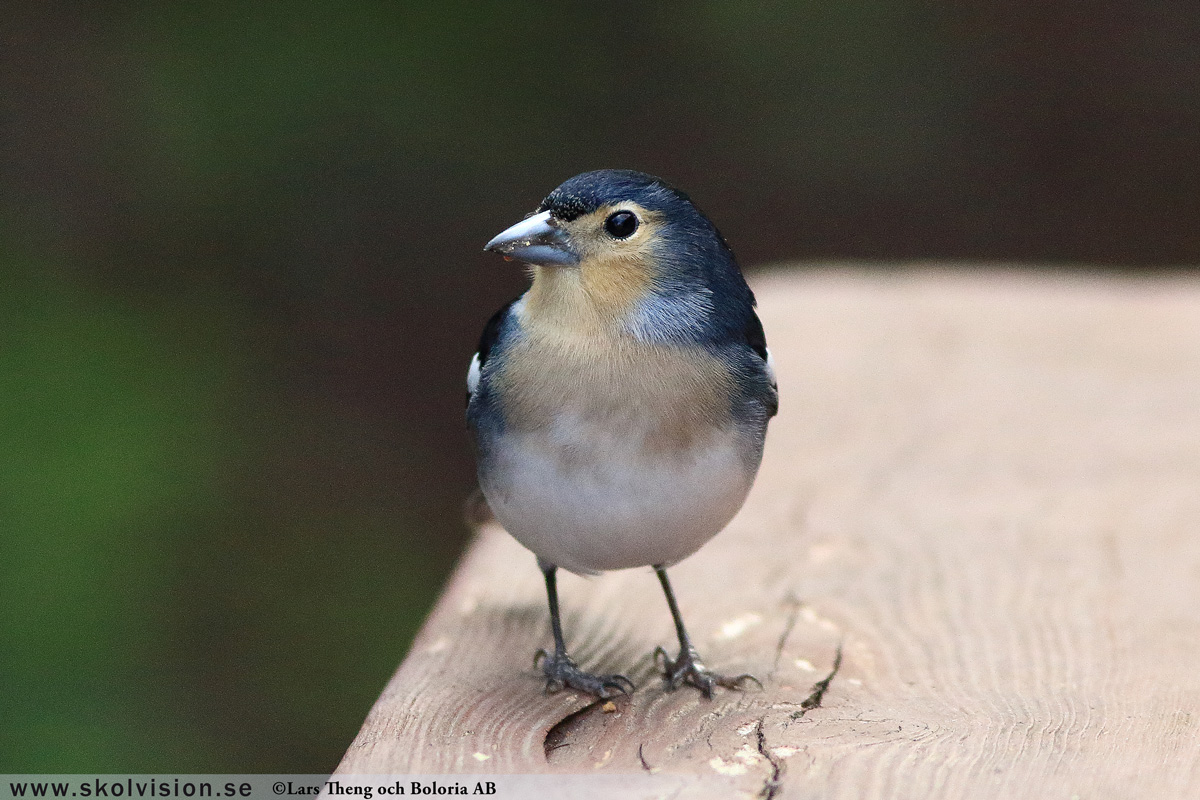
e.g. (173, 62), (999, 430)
(3, 0), (1198, 773)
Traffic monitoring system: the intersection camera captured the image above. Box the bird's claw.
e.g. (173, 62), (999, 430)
(535, 649), (634, 698)
(655, 645), (761, 699)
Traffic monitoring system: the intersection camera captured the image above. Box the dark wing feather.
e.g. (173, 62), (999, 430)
(477, 297), (518, 368)
(466, 297), (519, 407)
(744, 307), (778, 418)
(744, 307), (769, 363)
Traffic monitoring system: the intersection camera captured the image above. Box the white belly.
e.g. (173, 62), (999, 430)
(481, 413), (755, 575)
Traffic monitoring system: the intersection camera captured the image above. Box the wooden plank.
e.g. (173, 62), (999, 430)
(335, 269), (1200, 798)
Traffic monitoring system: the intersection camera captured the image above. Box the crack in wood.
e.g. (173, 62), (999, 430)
(638, 742), (653, 773)
(755, 718), (783, 800)
(801, 642), (840, 714)
(770, 593), (803, 679)
(543, 698), (606, 761)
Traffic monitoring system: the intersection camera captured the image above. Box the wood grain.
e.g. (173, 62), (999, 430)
(335, 269), (1200, 799)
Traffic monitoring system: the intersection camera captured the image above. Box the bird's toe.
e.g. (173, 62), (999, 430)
(656, 645), (759, 698)
(536, 650), (635, 699)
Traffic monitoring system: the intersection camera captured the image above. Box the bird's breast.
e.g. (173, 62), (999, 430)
(476, 325), (761, 574)
(493, 329), (736, 457)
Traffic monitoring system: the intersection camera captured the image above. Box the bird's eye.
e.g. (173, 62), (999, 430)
(604, 210), (639, 239)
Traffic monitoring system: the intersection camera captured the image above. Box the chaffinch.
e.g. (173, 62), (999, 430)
(467, 169), (777, 698)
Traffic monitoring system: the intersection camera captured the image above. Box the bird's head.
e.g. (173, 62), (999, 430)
(485, 170), (751, 342)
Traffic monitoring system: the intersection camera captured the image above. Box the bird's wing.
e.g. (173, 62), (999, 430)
(466, 352), (482, 397)
(467, 297), (519, 406)
(744, 307), (779, 417)
(744, 305), (770, 363)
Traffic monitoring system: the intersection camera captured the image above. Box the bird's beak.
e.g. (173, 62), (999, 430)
(484, 210), (579, 267)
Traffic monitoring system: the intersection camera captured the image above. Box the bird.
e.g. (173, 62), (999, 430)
(466, 169), (777, 699)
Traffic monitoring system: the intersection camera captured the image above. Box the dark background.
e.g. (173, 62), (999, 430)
(3, 0), (1197, 772)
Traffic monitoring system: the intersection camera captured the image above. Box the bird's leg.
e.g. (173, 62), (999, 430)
(533, 562), (634, 698)
(652, 566), (761, 699)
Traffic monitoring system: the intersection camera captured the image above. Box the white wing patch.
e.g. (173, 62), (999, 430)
(467, 352), (482, 396)
(765, 347), (777, 388)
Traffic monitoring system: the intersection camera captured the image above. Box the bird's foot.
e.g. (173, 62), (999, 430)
(534, 649), (635, 698)
(654, 645), (762, 699)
